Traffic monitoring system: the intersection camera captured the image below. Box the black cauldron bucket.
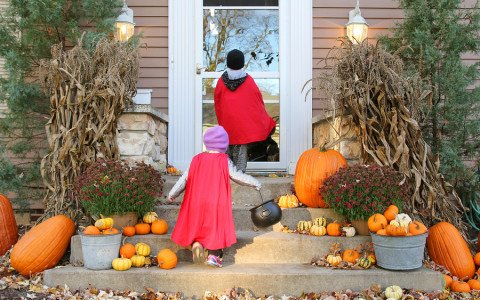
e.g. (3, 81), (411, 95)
(249, 191), (282, 228)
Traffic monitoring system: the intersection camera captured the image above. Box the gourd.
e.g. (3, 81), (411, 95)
(384, 285), (403, 299)
(444, 274), (453, 289)
(408, 221), (427, 235)
(0, 194), (18, 256)
(426, 222), (475, 279)
(383, 205), (398, 222)
(167, 166), (178, 174)
(358, 257), (372, 269)
(135, 243), (151, 256)
(94, 217), (113, 230)
(151, 219), (168, 235)
(297, 220), (312, 232)
(389, 220), (400, 227)
(376, 229), (387, 235)
(309, 225), (326, 236)
(342, 249), (360, 264)
(294, 148), (347, 208)
(278, 194), (299, 208)
(10, 215), (75, 276)
(367, 253), (376, 264)
(123, 226), (136, 237)
(467, 279), (480, 290)
(120, 243), (136, 259)
(326, 222), (342, 236)
(143, 212), (158, 224)
(326, 253), (342, 266)
(342, 226), (356, 237)
(451, 281), (471, 293)
(368, 214), (387, 233)
(157, 248), (178, 269)
(135, 223), (151, 235)
(394, 213), (412, 228)
(473, 252), (480, 266)
(112, 258), (132, 271)
(130, 255), (146, 267)
(313, 217), (327, 227)
(385, 224), (407, 236)
(83, 226), (101, 235)
(102, 228), (119, 235)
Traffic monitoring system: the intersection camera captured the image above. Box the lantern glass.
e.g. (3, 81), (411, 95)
(115, 21), (135, 42)
(346, 22), (368, 44)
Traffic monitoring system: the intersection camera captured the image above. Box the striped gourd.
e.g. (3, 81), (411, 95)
(313, 217), (327, 227)
(309, 225), (327, 236)
(297, 220), (312, 232)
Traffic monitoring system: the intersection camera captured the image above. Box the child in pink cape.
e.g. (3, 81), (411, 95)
(168, 125), (261, 267)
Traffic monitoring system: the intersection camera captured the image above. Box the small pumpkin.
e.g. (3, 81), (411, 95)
(112, 257), (132, 271)
(135, 223), (150, 235)
(0, 194), (18, 256)
(468, 278), (480, 290)
(167, 166), (178, 174)
(135, 242), (151, 256)
(143, 212), (158, 224)
(83, 225), (101, 235)
(151, 219), (168, 235)
(278, 194), (299, 208)
(385, 224), (407, 236)
(444, 274), (453, 289)
(342, 249), (360, 264)
(474, 252), (480, 267)
(342, 226), (356, 237)
(368, 214), (387, 233)
(94, 217), (114, 230)
(376, 229), (387, 236)
(120, 243), (136, 259)
(297, 220), (312, 232)
(408, 221), (427, 235)
(157, 248), (178, 269)
(102, 228), (119, 235)
(312, 217), (327, 227)
(309, 225), (326, 236)
(326, 222), (342, 236)
(326, 253), (342, 266)
(394, 213), (412, 228)
(451, 280), (471, 293)
(383, 205), (398, 222)
(123, 226), (136, 237)
(358, 256), (372, 269)
(130, 255), (146, 267)
(384, 285), (403, 300)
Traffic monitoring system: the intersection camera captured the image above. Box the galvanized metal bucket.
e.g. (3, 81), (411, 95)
(371, 232), (428, 270)
(80, 232), (122, 270)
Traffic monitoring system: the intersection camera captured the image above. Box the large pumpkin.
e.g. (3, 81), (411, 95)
(0, 194), (18, 256)
(294, 148), (347, 207)
(10, 215), (75, 276)
(426, 222), (475, 279)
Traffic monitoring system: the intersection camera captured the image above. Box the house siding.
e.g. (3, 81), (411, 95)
(0, 0), (8, 115)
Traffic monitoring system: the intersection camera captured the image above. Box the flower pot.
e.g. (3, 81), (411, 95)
(107, 212), (138, 230)
(351, 219), (370, 236)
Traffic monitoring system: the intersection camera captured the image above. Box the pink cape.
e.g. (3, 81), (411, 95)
(171, 152), (236, 250)
(214, 75), (276, 145)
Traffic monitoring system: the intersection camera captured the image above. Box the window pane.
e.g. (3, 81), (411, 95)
(204, 0), (278, 6)
(203, 9), (279, 72)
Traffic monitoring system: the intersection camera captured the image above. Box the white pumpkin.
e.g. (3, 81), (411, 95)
(395, 213), (412, 227)
(384, 285), (403, 300)
(342, 226), (356, 237)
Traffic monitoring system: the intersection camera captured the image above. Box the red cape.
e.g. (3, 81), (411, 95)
(214, 75), (276, 145)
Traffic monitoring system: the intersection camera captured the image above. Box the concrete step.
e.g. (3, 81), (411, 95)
(154, 205), (346, 232)
(44, 264), (443, 297)
(70, 231), (371, 265)
(161, 175), (293, 206)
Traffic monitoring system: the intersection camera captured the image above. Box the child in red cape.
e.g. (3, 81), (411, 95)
(168, 126), (261, 267)
(214, 49), (276, 172)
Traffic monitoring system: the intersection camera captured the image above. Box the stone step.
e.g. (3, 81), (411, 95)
(161, 175), (293, 205)
(70, 231), (371, 265)
(44, 264), (443, 297)
(154, 205), (346, 232)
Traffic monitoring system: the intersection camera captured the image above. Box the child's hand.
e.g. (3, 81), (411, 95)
(255, 184), (262, 191)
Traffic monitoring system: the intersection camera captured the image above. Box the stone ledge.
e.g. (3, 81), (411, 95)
(124, 104), (169, 123)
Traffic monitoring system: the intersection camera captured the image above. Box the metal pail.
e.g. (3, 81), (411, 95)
(80, 232), (122, 270)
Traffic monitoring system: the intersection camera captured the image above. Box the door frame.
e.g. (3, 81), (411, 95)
(168, 0), (312, 173)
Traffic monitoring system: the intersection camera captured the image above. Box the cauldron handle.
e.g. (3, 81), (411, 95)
(257, 189), (264, 204)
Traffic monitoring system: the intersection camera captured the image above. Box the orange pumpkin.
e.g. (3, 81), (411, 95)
(120, 243), (136, 259)
(376, 229), (387, 236)
(408, 221), (427, 235)
(474, 252), (480, 267)
(427, 222), (475, 279)
(368, 214), (387, 233)
(385, 224), (407, 236)
(467, 279), (480, 290)
(326, 222), (342, 236)
(151, 219), (168, 235)
(123, 226), (136, 237)
(83, 226), (101, 235)
(451, 280), (471, 293)
(0, 194), (18, 256)
(135, 223), (150, 235)
(157, 248), (178, 270)
(444, 274), (453, 289)
(294, 149), (347, 208)
(102, 228), (119, 235)
(342, 249), (360, 264)
(10, 215), (75, 276)
(383, 205), (398, 222)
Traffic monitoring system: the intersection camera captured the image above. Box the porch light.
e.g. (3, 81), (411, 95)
(346, 0), (368, 44)
(115, 0), (135, 42)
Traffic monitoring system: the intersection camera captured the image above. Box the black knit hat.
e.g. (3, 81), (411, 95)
(226, 49), (245, 70)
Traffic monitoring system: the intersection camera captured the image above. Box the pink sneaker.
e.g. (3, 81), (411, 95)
(205, 254), (223, 268)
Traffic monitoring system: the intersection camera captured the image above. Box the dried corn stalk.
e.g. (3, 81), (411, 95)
(314, 40), (467, 234)
(39, 38), (139, 221)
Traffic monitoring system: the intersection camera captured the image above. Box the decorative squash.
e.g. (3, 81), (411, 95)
(394, 213), (412, 228)
(474, 252), (480, 267)
(102, 228), (119, 235)
(83, 226), (101, 235)
(342, 249), (360, 264)
(384, 285), (403, 300)
(451, 280), (471, 293)
(135, 243), (151, 256)
(123, 226), (136, 237)
(367, 253), (376, 264)
(120, 243), (136, 259)
(385, 224), (407, 236)
(358, 257), (372, 269)
(10, 215), (74, 276)
(143, 212), (158, 224)
(167, 166), (178, 174)
(0, 194), (18, 256)
(368, 214), (387, 233)
(444, 274), (453, 289)
(94, 217), (113, 230)
(157, 248), (178, 269)
(294, 148), (347, 208)
(112, 257), (132, 271)
(313, 217), (327, 227)
(383, 205), (398, 222)
(467, 279), (480, 290)
(135, 223), (150, 235)
(427, 222), (475, 279)
(151, 219), (168, 235)
(408, 221), (427, 235)
(278, 194), (299, 208)
(309, 225), (326, 236)
(326, 222), (342, 236)
(342, 226), (356, 237)
(326, 253), (342, 266)
(130, 255), (146, 267)
(389, 219), (400, 227)
(297, 220), (312, 232)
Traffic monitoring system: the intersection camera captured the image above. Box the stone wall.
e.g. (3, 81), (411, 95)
(117, 104), (168, 171)
(312, 114), (362, 164)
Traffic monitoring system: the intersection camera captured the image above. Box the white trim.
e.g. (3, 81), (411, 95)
(204, 6), (279, 10)
(132, 89), (152, 105)
(201, 71), (280, 78)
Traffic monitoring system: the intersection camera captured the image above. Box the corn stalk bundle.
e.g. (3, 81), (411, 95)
(314, 41), (466, 234)
(39, 38), (139, 221)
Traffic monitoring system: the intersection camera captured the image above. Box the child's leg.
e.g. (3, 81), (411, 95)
(206, 248), (224, 267)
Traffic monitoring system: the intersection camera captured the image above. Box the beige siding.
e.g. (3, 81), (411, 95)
(128, 0), (168, 114)
(0, 0), (8, 115)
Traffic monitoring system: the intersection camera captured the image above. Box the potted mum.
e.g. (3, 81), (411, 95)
(320, 164), (410, 235)
(75, 159), (164, 229)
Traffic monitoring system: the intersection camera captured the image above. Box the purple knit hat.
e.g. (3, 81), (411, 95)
(203, 126), (229, 153)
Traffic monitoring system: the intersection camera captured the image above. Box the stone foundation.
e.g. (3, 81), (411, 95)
(117, 104), (168, 171)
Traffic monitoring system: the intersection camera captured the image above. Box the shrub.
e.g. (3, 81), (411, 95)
(320, 164), (410, 221)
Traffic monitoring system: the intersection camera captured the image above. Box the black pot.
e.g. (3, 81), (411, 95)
(250, 199), (282, 228)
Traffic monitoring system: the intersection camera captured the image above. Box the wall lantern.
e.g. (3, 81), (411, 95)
(115, 0), (135, 42)
(346, 0), (368, 44)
